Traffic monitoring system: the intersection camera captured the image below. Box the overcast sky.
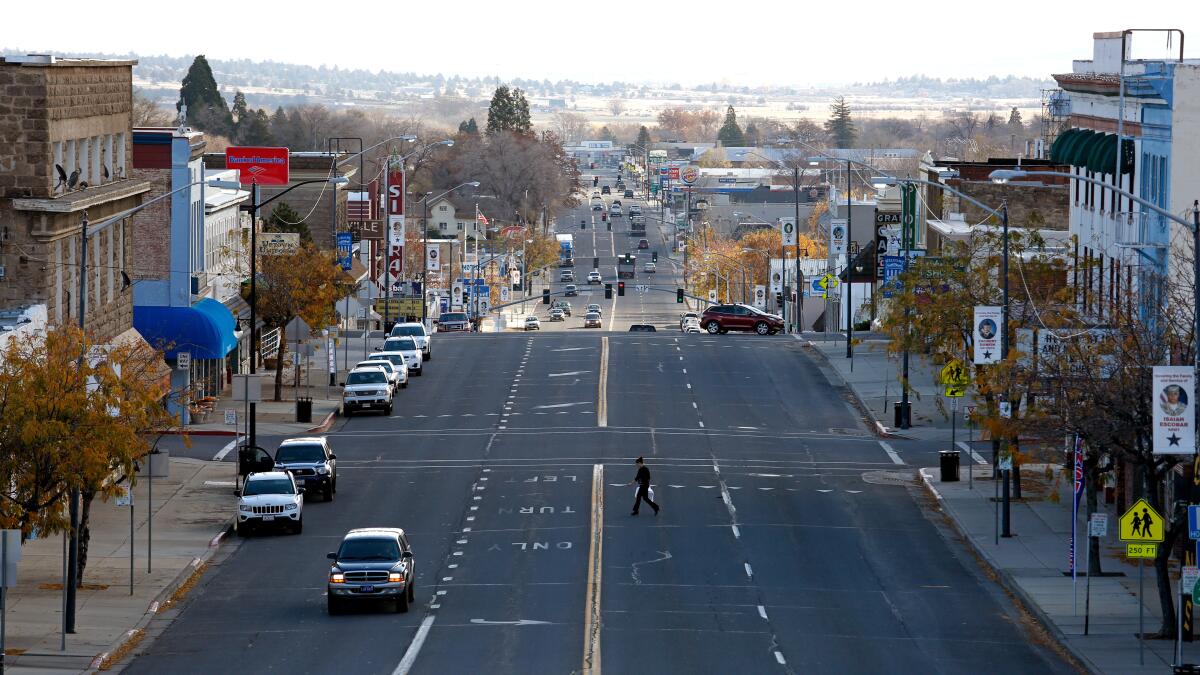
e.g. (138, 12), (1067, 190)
(6, 1), (1198, 87)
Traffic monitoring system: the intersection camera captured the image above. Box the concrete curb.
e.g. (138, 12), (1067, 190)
(801, 339), (907, 440)
(87, 519), (234, 673)
(915, 468), (1097, 675)
(306, 409), (339, 434)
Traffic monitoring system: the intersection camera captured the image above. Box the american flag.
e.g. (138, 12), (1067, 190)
(476, 207), (489, 226)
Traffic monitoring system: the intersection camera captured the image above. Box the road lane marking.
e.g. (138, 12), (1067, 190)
(392, 615), (436, 675)
(744, 563), (754, 578)
(582, 464), (604, 675)
(879, 441), (905, 465)
(549, 370), (591, 378)
(774, 651), (786, 665)
(534, 401), (592, 410)
(956, 441), (988, 465)
(731, 525), (741, 539)
(597, 337), (609, 428)
(757, 605), (768, 620)
(213, 436), (242, 461)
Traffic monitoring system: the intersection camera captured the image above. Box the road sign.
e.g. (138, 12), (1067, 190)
(176, 351), (191, 371)
(817, 273), (838, 291)
(1089, 512), (1108, 538)
(940, 360), (970, 386)
(1127, 543), (1158, 559)
(1120, 498), (1165, 543)
(944, 385), (965, 398)
(635, 285), (648, 293)
(1189, 505), (1200, 539)
(964, 404), (977, 422)
(1184, 567), (1200, 596)
(224, 410), (237, 426)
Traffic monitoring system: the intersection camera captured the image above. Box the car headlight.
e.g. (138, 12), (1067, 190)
(389, 571), (405, 583)
(315, 465), (328, 475)
(285, 503), (298, 511)
(330, 571), (345, 584)
(239, 504), (252, 512)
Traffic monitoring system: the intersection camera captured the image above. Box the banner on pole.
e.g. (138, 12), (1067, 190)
(780, 218), (797, 247)
(426, 244), (441, 271)
(830, 219), (847, 255)
(1153, 366), (1195, 454)
(973, 306), (1002, 364)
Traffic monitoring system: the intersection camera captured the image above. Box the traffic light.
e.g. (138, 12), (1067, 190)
(618, 281), (625, 297)
(581, 221), (586, 230)
(606, 222), (611, 231)
(462, 291), (470, 305)
(604, 283), (613, 299)
(676, 288), (684, 303)
(593, 176), (598, 187)
(593, 257), (599, 268)
(542, 289), (550, 304)
(652, 251), (658, 263)
(775, 292), (783, 308)
(602, 213), (607, 221)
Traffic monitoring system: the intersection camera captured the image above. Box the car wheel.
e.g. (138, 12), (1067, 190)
(423, 352), (431, 361)
(402, 380), (408, 389)
(705, 321), (721, 334)
(324, 484), (334, 501)
(407, 579), (415, 602)
(414, 368), (423, 377)
(385, 403), (393, 415)
(236, 522), (248, 537)
(755, 321), (770, 335)
(332, 476), (337, 494)
(293, 516), (303, 535)
(395, 591), (409, 613)
(343, 408), (353, 418)
(327, 595), (342, 615)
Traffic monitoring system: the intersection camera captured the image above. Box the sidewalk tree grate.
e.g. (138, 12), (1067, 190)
(861, 470), (917, 486)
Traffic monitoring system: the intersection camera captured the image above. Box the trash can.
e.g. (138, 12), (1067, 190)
(939, 450), (961, 482)
(296, 396), (313, 423)
(893, 401), (911, 428)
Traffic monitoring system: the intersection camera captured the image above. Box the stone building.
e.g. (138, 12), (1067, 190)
(0, 54), (150, 342)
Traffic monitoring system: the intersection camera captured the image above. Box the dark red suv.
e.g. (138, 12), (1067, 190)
(700, 304), (784, 335)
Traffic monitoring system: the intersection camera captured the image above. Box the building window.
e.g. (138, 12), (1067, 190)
(439, 222), (448, 230)
(456, 223), (463, 231)
(439, 205), (448, 212)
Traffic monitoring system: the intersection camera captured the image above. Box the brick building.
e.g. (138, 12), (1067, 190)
(0, 54), (150, 343)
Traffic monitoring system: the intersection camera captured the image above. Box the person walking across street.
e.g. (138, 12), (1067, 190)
(628, 456), (659, 516)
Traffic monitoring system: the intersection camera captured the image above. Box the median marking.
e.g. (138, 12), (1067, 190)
(597, 337), (609, 428)
(582, 464), (605, 675)
(392, 615), (436, 675)
(879, 441), (905, 465)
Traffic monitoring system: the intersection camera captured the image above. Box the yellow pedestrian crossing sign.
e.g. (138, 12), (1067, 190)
(1119, 499), (1164, 543)
(940, 360), (970, 386)
(944, 385), (966, 398)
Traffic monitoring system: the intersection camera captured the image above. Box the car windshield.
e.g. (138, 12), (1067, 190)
(275, 444), (325, 463)
(440, 313), (467, 322)
(357, 361), (393, 373)
(390, 325), (425, 337)
(347, 370), (388, 385)
(337, 537), (401, 561)
(243, 478), (294, 496)
(383, 338), (418, 351)
(586, 312), (600, 319)
(369, 353), (404, 367)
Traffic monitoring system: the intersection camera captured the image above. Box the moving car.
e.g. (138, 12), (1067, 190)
(564, 284), (578, 297)
(628, 324), (657, 332)
(355, 359), (407, 389)
(236, 471), (304, 536)
(326, 528), (416, 614)
(643, 262), (656, 273)
(584, 312), (602, 328)
(559, 269), (575, 282)
(587, 270), (602, 284)
(637, 238), (650, 249)
(524, 315), (541, 331)
(601, 185), (611, 194)
(437, 312), (469, 332)
(552, 300), (572, 316)
(274, 437), (337, 501)
(700, 303), (785, 335)
(681, 317), (702, 333)
(612, 200), (622, 207)
(623, 189), (634, 198)
(679, 311), (700, 330)
(609, 203), (622, 216)
(380, 337), (424, 375)
(549, 307), (565, 321)
(592, 203), (603, 211)
(389, 322), (431, 361)
(342, 367), (394, 417)
(586, 303), (602, 316)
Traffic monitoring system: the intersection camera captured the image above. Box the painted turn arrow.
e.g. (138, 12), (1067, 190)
(469, 619), (552, 626)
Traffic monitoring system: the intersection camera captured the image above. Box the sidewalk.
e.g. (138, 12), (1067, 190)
(3, 457), (234, 673)
(805, 333), (977, 442)
(920, 464), (1200, 674)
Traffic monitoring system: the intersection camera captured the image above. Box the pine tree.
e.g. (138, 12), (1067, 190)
(458, 117), (480, 136)
(716, 105), (745, 146)
(744, 122), (760, 147)
(598, 126), (616, 143)
(267, 201), (312, 243)
(824, 97), (857, 148)
(231, 91), (249, 123)
(178, 55), (232, 136)
(486, 86), (532, 135)
(636, 125), (652, 147)
(237, 108), (273, 146)
(1007, 106), (1024, 131)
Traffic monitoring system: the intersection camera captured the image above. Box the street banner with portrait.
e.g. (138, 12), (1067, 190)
(830, 219), (847, 256)
(1153, 366), (1195, 455)
(780, 218), (797, 247)
(426, 244), (441, 271)
(973, 306), (1002, 364)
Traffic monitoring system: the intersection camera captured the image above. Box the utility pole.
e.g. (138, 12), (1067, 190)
(845, 159), (853, 356)
(793, 165), (802, 333)
(65, 210), (90, 632)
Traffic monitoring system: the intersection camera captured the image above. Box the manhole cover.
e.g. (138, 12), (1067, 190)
(828, 427), (870, 437)
(861, 470), (917, 486)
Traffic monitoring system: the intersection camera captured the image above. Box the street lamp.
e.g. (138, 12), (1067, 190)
(417, 180), (480, 325)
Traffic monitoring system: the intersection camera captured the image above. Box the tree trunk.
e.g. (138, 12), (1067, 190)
(76, 489), (95, 587)
(273, 340), (287, 402)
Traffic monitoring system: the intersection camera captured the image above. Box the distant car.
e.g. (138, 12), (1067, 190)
(584, 312), (602, 328)
(355, 359), (407, 389)
(380, 337), (424, 375)
(612, 200), (622, 207)
(586, 303), (602, 316)
(681, 317), (702, 333)
(587, 270), (602, 284)
(616, 181), (626, 190)
(274, 437), (337, 501)
(389, 322), (431, 361)
(628, 324), (657, 332)
(236, 471), (303, 536)
(549, 307), (565, 321)
(629, 205), (642, 215)
(701, 303), (784, 335)
(592, 203), (603, 211)
(680, 311), (700, 330)
(623, 189), (634, 198)
(601, 185), (611, 194)
(643, 262), (656, 273)
(610, 204), (622, 215)
(591, 191), (600, 198)
(564, 284), (578, 297)
(637, 239), (649, 249)
(342, 367), (394, 417)
(326, 528), (416, 614)
(524, 315), (541, 331)
(437, 312), (469, 332)
(560, 269), (575, 282)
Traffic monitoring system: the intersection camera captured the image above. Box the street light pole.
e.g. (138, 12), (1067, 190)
(845, 159), (853, 356)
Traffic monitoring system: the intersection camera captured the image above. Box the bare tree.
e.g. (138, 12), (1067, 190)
(549, 111), (590, 143)
(133, 90), (175, 127)
(608, 98), (626, 117)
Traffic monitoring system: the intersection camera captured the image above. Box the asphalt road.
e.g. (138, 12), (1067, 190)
(125, 172), (1069, 674)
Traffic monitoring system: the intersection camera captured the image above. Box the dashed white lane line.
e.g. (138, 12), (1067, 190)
(730, 524), (741, 539)
(879, 441), (905, 465)
(744, 562), (753, 578)
(698, 421), (705, 428)
(956, 441), (988, 465)
(757, 605), (768, 620)
(774, 651), (787, 665)
(392, 614), (436, 675)
(692, 402), (698, 409)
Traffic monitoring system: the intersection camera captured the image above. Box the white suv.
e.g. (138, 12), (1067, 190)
(342, 367), (394, 416)
(237, 471), (304, 535)
(379, 337), (423, 376)
(356, 359), (407, 390)
(389, 322), (431, 361)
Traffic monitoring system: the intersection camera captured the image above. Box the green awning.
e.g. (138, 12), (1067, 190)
(1086, 134), (1117, 174)
(1064, 130), (1098, 167)
(1049, 129), (1080, 164)
(1078, 132), (1110, 173)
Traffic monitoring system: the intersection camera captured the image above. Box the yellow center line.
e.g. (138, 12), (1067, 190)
(582, 463), (604, 675)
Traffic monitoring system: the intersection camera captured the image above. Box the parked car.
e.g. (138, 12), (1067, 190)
(584, 312), (602, 328)
(586, 303), (602, 316)
(274, 437), (337, 501)
(643, 262), (656, 273)
(236, 471), (304, 536)
(700, 303), (784, 335)
(380, 337), (424, 375)
(587, 270), (602, 284)
(367, 352), (408, 382)
(389, 322), (431, 361)
(564, 284), (578, 297)
(637, 238), (649, 249)
(355, 359), (407, 389)
(623, 189), (634, 198)
(437, 312), (470, 332)
(326, 528), (416, 614)
(524, 315), (541, 330)
(342, 367), (394, 417)
(549, 307), (565, 321)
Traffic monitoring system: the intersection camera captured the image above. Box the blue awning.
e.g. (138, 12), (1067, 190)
(134, 297), (238, 360)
